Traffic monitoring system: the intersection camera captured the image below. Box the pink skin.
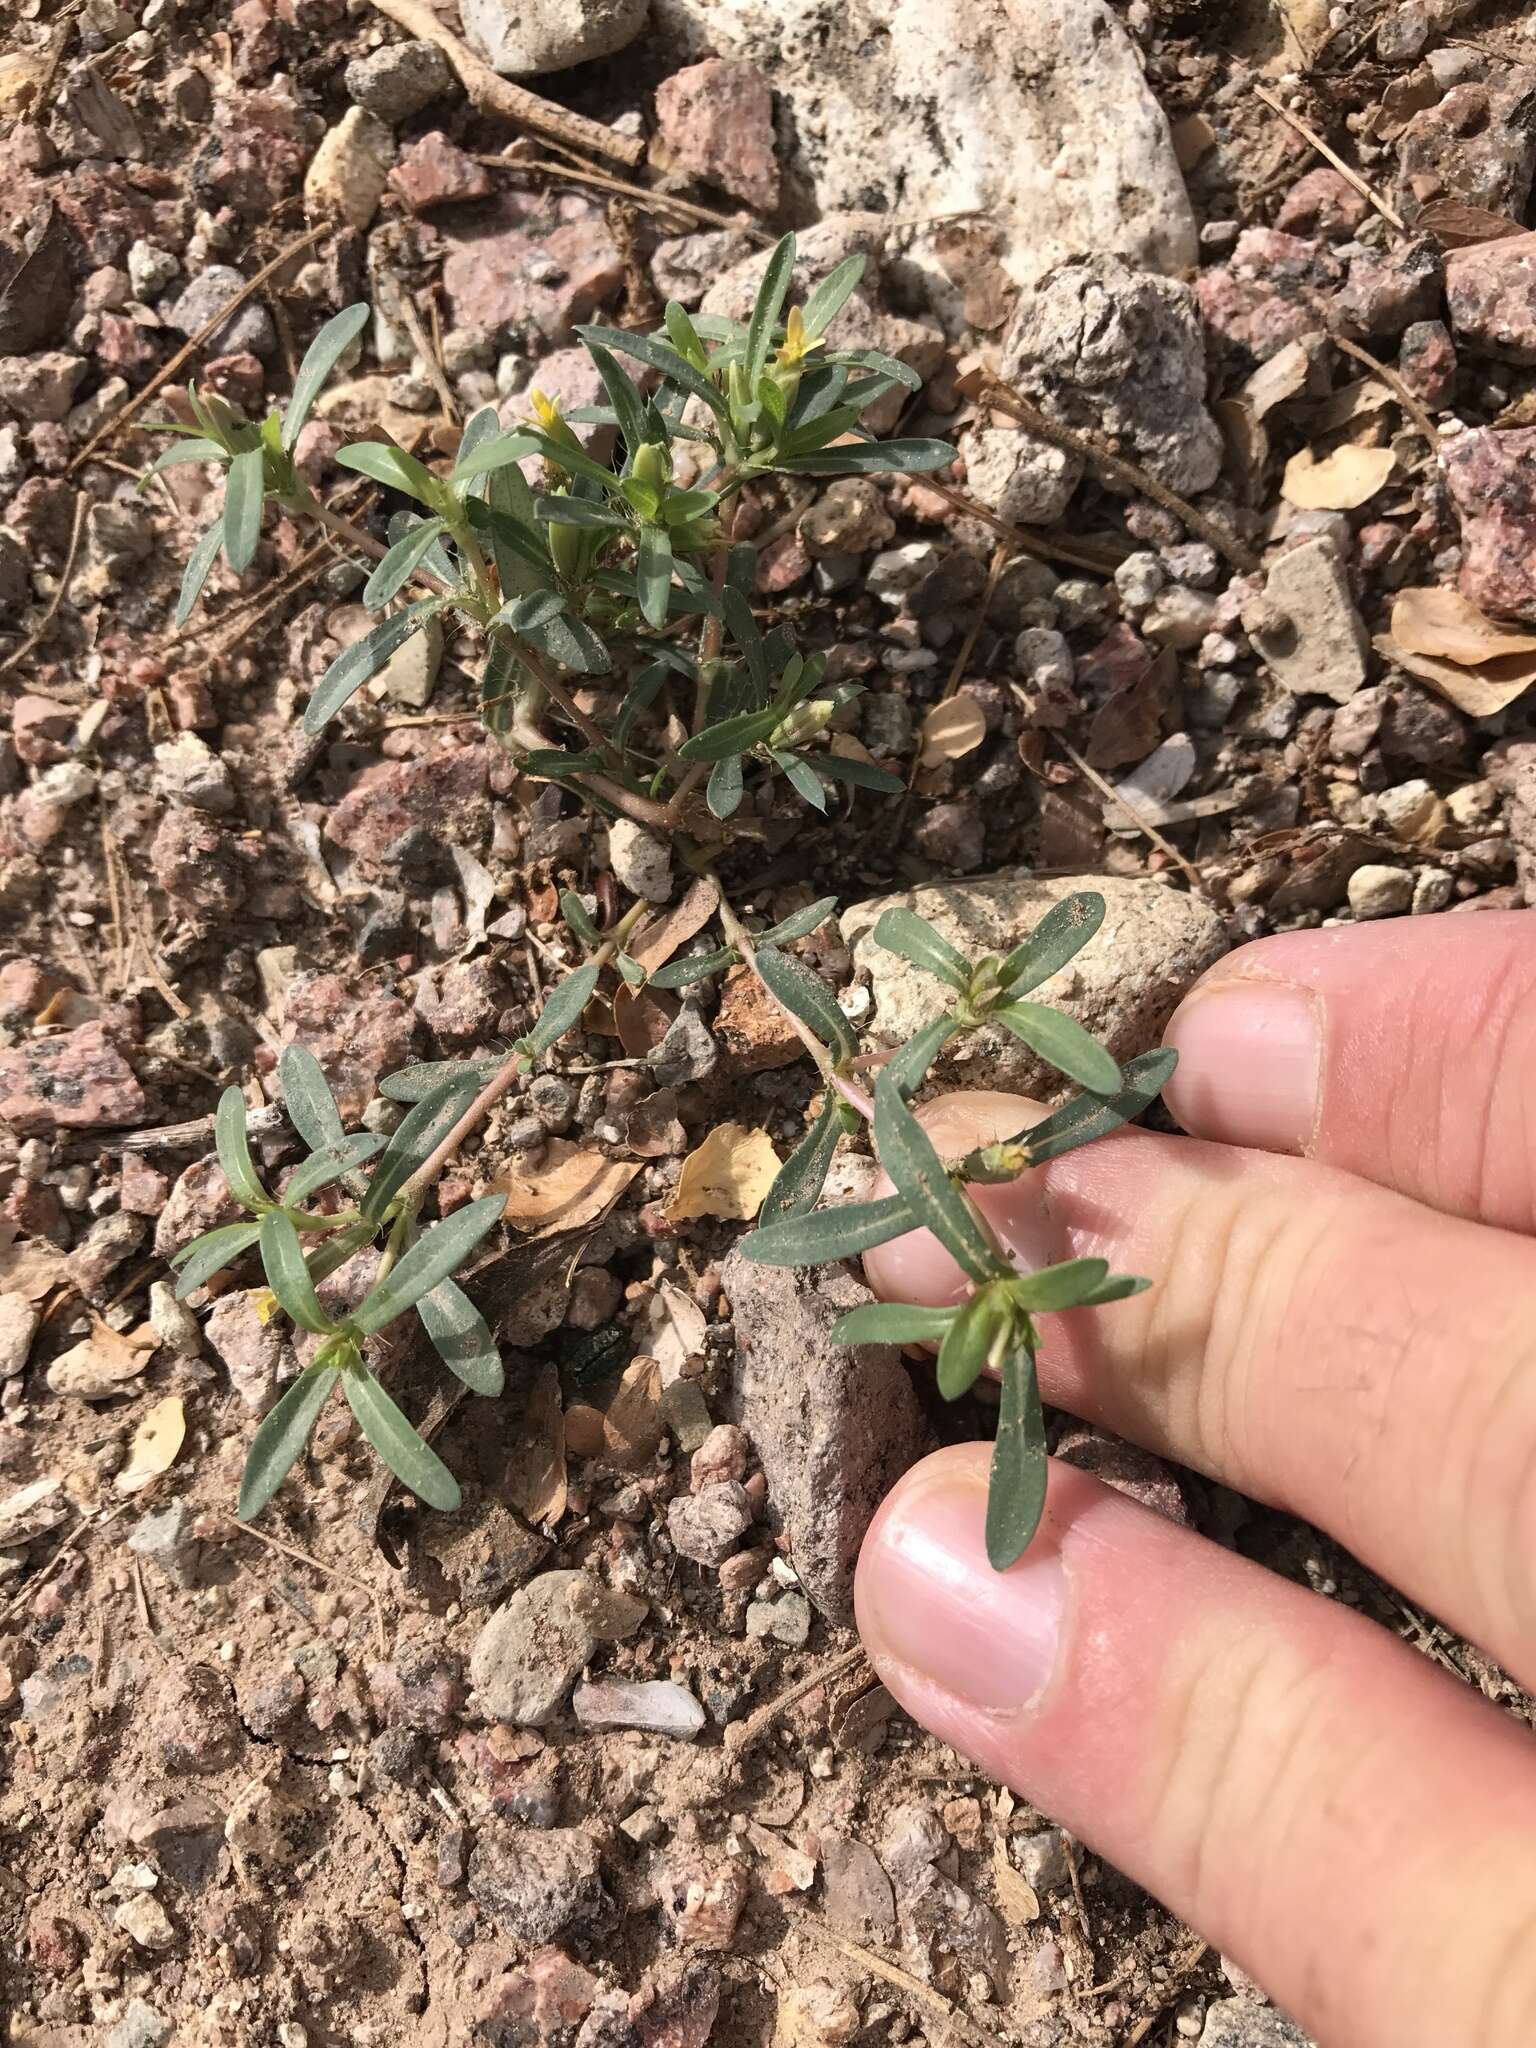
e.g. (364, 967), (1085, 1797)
(852, 912), (1536, 2048)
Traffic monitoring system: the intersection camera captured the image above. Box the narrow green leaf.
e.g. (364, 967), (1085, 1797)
(482, 466), (549, 598)
(721, 586), (768, 697)
(995, 1003), (1122, 1095)
(706, 751), (745, 819)
(258, 1211), (337, 1336)
(144, 437), (227, 478)
(986, 1340), (1048, 1569)
(999, 892), (1106, 995)
(757, 896), (838, 946)
(678, 706), (780, 763)
(363, 516), (448, 609)
(417, 1277), (503, 1396)
(1018, 1049), (1178, 1169)
(282, 1132), (386, 1206)
(827, 345), (923, 392)
(283, 304), (369, 450)
(278, 1045), (344, 1152)
(453, 403), (502, 480)
(772, 748), (829, 812)
(344, 1369), (462, 1509)
(517, 604), (612, 676)
(1010, 1257), (1110, 1313)
(578, 322), (728, 423)
(758, 1091), (840, 1227)
(222, 446), (265, 574)
(451, 430), (539, 484)
(831, 1301), (959, 1346)
(175, 514), (225, 627)
(804, 751), (904, 795)
(937, 1287), (1008, 1399)
(363, 1073), (481, 1223)
(526, 962), (601, 1055)
(1074, 1273), (1151, 1307)
(881, 1015), (956, 1100)
(872, 908), (970, 992)
(616, 951), (645, 986)
(745, 233), (796, 388)
(560, 889), (602, 946)
(801, 252), (866, 339)
(171, 1219), (262, 1299)
(613, 660), (669, 751)
(378, 1057), (502, 1105)
(337, 440), (439, 505)
(636, 523), (673, 629)
(777, 438), (953, 476)
(585, 340), (649, 456)
(302, 1219), (379, 1289)
(873, 1068), (1005, 1286)
(648, 945), (738, 991)
(215, 1087), (268, 1210)
(531, 493), (628, 530)
(303, 602), (435, 733)
(349, 1195), (505, 1336)
(754, 946), (856, 1064)
(239, 1364), (340, 1520)
(663, 301), (709, 371)
(739, 1191), (917, 1268)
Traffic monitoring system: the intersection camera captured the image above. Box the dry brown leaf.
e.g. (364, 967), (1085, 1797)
(629, 876), (720, 976)
(0, 1225), (67, 1304)
(613, 979), (676, 1057)
(603, 1353), (662, 1467)
(1214, 396), (1268, 490)
(116, 1396), (186, 1495)
(1418, 199), (1525, 248)
(644, 1278), (708, 1377)
(1377, 588), (1536, 715)
(498, 1142), (639, 1238)
(507, 1362), (566, 1523)
(1281, 442), (1396, 510)
(992, 1839), (1041, 1926)
(1304, 378), (1392, 435)
(46, 1317), (158, 1398)
(1241, 337), (1323, 420)
(919, 692), (987, 768)
(667, 1123), (782, 1222)
(1389, 587), (1536, 664)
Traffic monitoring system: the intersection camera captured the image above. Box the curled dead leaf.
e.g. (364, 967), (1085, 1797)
(644, 1277), (707, 1377)
(116, 1396), (186, 1495)
(613, 979), (677, 1057)
(507, 1363), (566, 1524)
(1377, 588), (1536, 715)
(919, 692), (987, 768)
(47, 1318), (158, 1399)
(667, 1123), (782, 1222)
(1281, 442), (1396, 511)
(604, 1353), (662, 1467)
(630, 876), (721, 976)
(498, 1142), (639, 1238)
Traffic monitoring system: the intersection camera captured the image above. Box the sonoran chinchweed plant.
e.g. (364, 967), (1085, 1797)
(157, 236), (1177, 1565)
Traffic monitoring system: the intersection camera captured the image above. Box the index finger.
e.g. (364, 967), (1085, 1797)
(1162, 911), (1536, 1234)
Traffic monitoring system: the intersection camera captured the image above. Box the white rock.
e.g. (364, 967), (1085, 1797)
(373, 612), (443, 708)
(841, 872), (1228, 1098)
(470, 1569), (646, 1725)
(1347, 865), (1413, 919)
(572, 1678), (706, 1737)
(958, 424), (1080, 526)
(147, 1280), (200, 1358)
(153, 732), (234, 815)
(304, 108), (394, 231)
(1247, 538), (1370, 705)
(0, 1294), (38, 1380)
(461, 0), (649, 76)
(607, 817), (673, 902)
(653, 0), (1196, 289)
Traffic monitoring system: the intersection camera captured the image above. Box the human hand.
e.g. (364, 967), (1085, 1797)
(853, 911), (1536, 2048)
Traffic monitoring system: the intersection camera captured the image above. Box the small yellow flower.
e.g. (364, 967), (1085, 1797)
(251, 1287), (278, 1325)
(776, 304), (822, 369)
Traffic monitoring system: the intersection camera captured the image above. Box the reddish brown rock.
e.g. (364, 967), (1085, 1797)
(151, 807), (248, 917)
(654, 59), (780, 213)
(1396, 79), (1536, 221)
(389, 131), (493, 214)
(154, 1157), (243, 1260)
(325, 743), (491, 865)
(191, 89), (319, 219)
(1397, 319), (1457, 407)
(1487, 739), (1536, 904)
(1446, 231), (1536, 365)
(713, 963), (802, 1074)
(12, 696), (74, 768)
(1335, 237), (1442, 338)
(95, 312), (160, 383)
(414, 959), (501, 1045)
(281, 971), (414, 1117)
(1444, 427), (1536, 622)
(0, 1019), (145, 1135)
(479, 1947), (601, 2036)
(1275, 167), (1370, 241)
(441, 199), (623, 345)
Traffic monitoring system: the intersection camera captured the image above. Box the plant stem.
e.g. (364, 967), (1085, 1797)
(691, 473), (738, 735)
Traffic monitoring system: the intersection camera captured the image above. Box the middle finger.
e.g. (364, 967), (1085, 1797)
(862, 1094), (1536, 1690)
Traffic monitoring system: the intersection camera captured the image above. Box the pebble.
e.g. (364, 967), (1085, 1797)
(469, 1826), (611, 1942)
(654, 57), (779, 211)
(1347, 864), (1413, 919)
(745, 1591), (812, 1646)
(1013, 1827), (1072, 1889)
(1198, 1999), (1312, 2048)
(114, 1893), (177, 1950)
(344, 38), (452, 120)
(572, 1678), (707, 1738)
(607, 817), (673, 902)
(667, 1481), (752, 1566)
(821, 1831), (897, 1943)
(0, 1295), (39, 1380)
(1246, 537), (1369, 704)
(471, 1569), (629, 1726)
(147, 1280), (200, 1358)
(166, 266), (275, 358)
(126, 1503), (202, 1589)
(458, 0), (648, 77)
(305, 108), (394, 231)
(154, 732), (235, 814)
(107, 2001), (172, 2048)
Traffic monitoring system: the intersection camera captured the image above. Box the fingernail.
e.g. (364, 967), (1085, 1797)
(857, 1462), (1066, 1713)
(1163, 979), (1322, 1155)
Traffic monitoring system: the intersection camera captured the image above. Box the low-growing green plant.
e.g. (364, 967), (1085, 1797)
(154, 237), (1179, 1561)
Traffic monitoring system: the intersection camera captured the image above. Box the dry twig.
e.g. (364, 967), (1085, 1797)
(367, 0), (644, 168)
(1047, 728), (1209, 896)
(1252, 82), (1405, 233)
(725, 1643), (869, 1755)
(474, 149), (774, 241)
(1331, 331), (1441, 453)
(0, 488), (89, 677)
(913, 475), (1127, 576)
